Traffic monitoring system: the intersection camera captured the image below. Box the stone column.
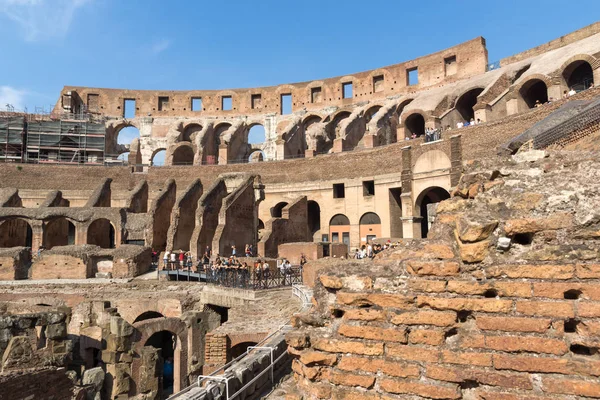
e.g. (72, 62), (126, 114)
(400, 146), (414, 238)
(474, 105), (491, 123)
(218, 144), (228, 165)
(332, 138), (343, 153)
(548, 84), (563, 102)
(30, 220), (43, 253)
(275, 139), (286, 160)
(361, 134), (376, 149)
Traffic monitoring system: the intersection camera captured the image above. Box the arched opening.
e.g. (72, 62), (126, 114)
(152, 149), (167, 166)
(329, 214), (350, 246)
(248, 150), (265, 163)
(271, 202), (289, 218)
(117, 126), (140, 154)
(332, 111), (351, 136)
(359, 212), (381, 245)
(303, 115), (322, 130)
(202, 124), (229, 165)
(307, 201), (321, 239)
(257, 219), (265, 241)
(204, 304), (229, 324)
(181, 124), (202, 143)
(229, 341), (258, 361)
(416, 187), (450, 238)
(145, 330), (178, 398)
(520, 79), (548, 109)
(171, 145), (194, 165)
(396, 99), (414, 124)
(365, 106), (382, 123)
(117, 152), (130, 163)
(87, 218), (115, 249)
(248, 124), (266, 144)
(455, 88), (484, 121)
(404, 113), (425, 137)
(43, 218), (75, 249)
(134, 311), (165, 323)
(563, 61), (594, 92)
(0, 219), (33, 248)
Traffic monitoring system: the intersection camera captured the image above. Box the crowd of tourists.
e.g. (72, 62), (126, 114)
(354, 240), (397, 259)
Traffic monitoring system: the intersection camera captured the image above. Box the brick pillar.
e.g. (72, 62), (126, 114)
(218, 144), (228, 165)
(474, 105), (491, 123)
(31, 220), (43, 253)
(305, 149), (315, 158)
(275, 139), (286, 160)
(362, 134), (376, 149)
(332, 138), (343, 153)
(400, 146), (415, 239)
(450, 134), (463, 187)
(548, 84), (562, 102)
(203, 333), (229, 374)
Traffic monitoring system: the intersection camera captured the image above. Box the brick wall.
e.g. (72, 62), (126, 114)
(287, 151), (600, 400)
(0, 368), (77, 400)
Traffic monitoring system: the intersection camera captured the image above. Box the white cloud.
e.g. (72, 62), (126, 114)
(0, 0), (92, 41)
(151, 39), (171, 56)
(0, 86), (27, 111)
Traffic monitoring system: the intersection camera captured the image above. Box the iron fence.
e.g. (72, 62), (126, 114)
(205, 266), (303, 290)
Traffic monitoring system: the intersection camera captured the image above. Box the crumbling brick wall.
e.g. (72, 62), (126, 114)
(287, 150), (600, 400)
(259, 196), (310, 258)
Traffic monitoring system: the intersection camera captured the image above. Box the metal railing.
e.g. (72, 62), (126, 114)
(204, 266), (303, 290)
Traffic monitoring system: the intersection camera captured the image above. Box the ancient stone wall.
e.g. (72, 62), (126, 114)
(0, 368), (77, 400)
(287, 150), (600, 400)
(259, 196), (310, 258)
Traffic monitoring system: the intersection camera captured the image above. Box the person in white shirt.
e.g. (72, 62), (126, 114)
(163, 251), (170, 270)
(569, 88), (577, 96)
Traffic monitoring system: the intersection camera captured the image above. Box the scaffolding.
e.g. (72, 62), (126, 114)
(25, 118), (106, 164)
(0, 116), (25, 162)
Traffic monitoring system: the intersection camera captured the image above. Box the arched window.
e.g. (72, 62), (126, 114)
(520, 79), (548, 109)
(359, 212), (381, 245)
(87, 219), (115, 248)
(151, 149), (166, 166)
(44, 218), (76, 249)
(248, 124), (266, 144)
(171, 145), (194, 165)
(271, 202), (289, 218)
(0, 218), (33, 248)
(307, 201), (321, 237)
(329, 214), (350, 246)
(404, 113), (425, 137)
(181, 124), (202, 143)
(359, 212), (381, 225)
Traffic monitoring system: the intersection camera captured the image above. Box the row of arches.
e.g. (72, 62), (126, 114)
(0, 217), (116, 250)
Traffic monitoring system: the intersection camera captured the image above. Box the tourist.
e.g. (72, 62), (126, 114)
(534, 99), (542, 108)
(245, 244), (252, 257)
(163, 357), (174, 389)
(569, 87), (576, 96)
(563, 90), (568, 99)
(163, 251), (169, 270)
(205, 245), (211, 259)
(411, 133), (417, 139)
(178, 250), (185, 269)
(262, 260), (270, 278)
(367, 242), (373, 258)
(169, 251), (177, 270)
(470, 118), (475, 126)
(300, 254), (307, 268)
(354, 249), (361, 259)
(456, 121), (463, 129)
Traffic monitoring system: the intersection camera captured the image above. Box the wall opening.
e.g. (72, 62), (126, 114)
(342, 82), (353, 99)
(563, 61), (594, 92)
(0, 219), (33, 248)
(455, 88), (484, 121)
(365, 106), (382, 123)
(251, 94), (262, 109)
(134, 311), (165, 323)
(373, 75), (384, 93)
(152, 149), (167, 166)
(248, 150), (265, 163)
(181, 124), (202, 143)
(416, 187), (450, 238)
(307, 200), (321, 238)
(171, 145), (194, 165)
(359, 212), (381, 245)
(204, 304), (229, 323)
(333, 183), (345, 199)
(87, 218), (115, 249)
(407, 67), (419, 86)
(281, 94), (292, 115)
(229, 341), (258, 362)
(145, 330), (177, 397)
(271, 202), (289, 218)
(329, 214), (350, 246)
(203, 124), (228, 165)
(405, 113), (425, 137)
(248, 124), (266, 144)
(221, 96), (232, 111)
(124, 99), (136, 119)
(520, 79), (548, 108)
(444, 56), (457, 76)
(158, 96), (170, 112)
(116, 125), (140, 161)
(363, 180), (375, 196)
(311, 87), (322, 103)
(43, 218), (76, 249)
(191, 97), (202, 112)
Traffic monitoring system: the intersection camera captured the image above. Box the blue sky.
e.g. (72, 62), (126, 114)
(0, 0), (599, 160)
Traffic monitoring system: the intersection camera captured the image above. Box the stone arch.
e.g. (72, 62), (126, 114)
(516, 75), (551, 108)
(330, 110), (352, 137)
(133, 317), (188, 394)
(329, 214), (351, 246)
(201, 123), (228, 165)
(454, 87), (485, 121)
(413, 149), (452, 175)
(365, 105), (383, 123)
(0, 218), (33, 248)
(87, 218), (115, 249)
(561, 55), (596, 91)
(359, 212), (381, 245)
(404, 112), (426, 138)
(151, 148), (167, 166)
(248, 149), (265, 163)
(107, 121), (141, 155)
(396, 99), (414, 123)
(271, 202), (289, 218)
(415, 187), (451, 238)
(180, 123), (203, 143)
(247, 123), (266, 145)
(43, 217), (76, 249)
(307, 200), (321, 239)
(171, 143), (194, 165)
(134, 311), (165, 323)
(302, 114), (322, 129)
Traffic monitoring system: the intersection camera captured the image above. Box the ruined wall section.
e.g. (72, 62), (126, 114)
(166, 179), (203, 252)
(0, 188), (22, 207)
(55, 38), (487, 118)
(190, 179), (228, 258)
(84, 178), (112, 208)
(40, 190), (69, 207)
(125, 180), (148, 213)
(0, 247), (30, 280)
(147, 179), (176, 251)
(287, 151), (600, 400)
(259, 196), (310, 258)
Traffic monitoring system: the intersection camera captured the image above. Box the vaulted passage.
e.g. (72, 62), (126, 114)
(43, 218), (75, 249)
(416, 187), (450, 238)
(87, 218), (115, 248)
(455, 88), (484, 121)
(171, 145), (194, 165)
(520, 80), (548, 108)
(145, 330), (177, 398)
(0, 219), (32, 248)
(563, 61), (594, 91)
(405, 113), (425, 137)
